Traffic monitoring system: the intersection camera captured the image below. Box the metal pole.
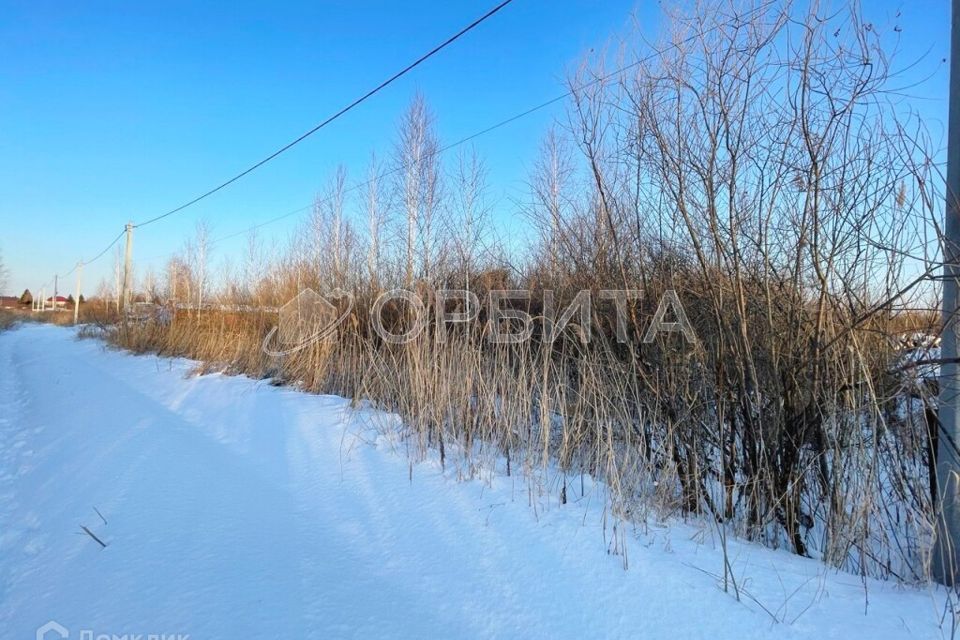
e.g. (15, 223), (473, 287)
(935, 0), (960, 586)
(122, 222), (133, 312)
(73, 262), (83, 325)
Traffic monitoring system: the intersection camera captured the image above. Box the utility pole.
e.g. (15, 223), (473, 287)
(73, 262), (83, 324)
(936, 0), (960, 586)
(122, 222), (134, 312)
(53, 274), (58, 312)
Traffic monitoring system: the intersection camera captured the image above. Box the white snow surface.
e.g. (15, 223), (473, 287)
(0, 324), (951, 639)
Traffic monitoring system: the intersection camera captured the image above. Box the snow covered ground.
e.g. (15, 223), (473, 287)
(0, 323), (952, 639)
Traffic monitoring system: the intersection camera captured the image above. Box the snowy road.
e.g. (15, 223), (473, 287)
(0, 324), (948, 639)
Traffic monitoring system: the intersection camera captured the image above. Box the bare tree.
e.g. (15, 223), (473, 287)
(165, 255), (191, 304)
(365, 153), (388, 291)
(242, 229), (265, 305)
(307, 165), (356, 290)
(528, 127), (575, 279)
(329, 165), (347, 285)
(449, 145), (491, 297)
(395, 93), (442, 285)
(188, 221), (211, 317)
(141, 266), (160, 303)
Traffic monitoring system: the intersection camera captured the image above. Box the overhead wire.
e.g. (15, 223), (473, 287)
(132, 0), (516, 229)
(49, 1), (777, 281)
(163, 1), (777, 251)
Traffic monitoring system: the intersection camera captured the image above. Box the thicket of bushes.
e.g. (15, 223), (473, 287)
(98, 2), (944, 581)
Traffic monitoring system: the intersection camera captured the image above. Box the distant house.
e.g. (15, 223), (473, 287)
(45, 295), (70, 308)
(0, 296), (19, 309)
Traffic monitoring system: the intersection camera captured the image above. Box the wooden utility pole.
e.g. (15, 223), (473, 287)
(122, 222), (133, 312)
(73, 262), (83, 324)
(936, 0), (960, 586)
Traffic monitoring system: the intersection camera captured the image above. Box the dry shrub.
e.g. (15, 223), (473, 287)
(0, 309), (18, 332)
(107, 1), (944, 582)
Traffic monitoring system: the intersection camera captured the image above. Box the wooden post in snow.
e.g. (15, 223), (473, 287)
(122, 222), (134, 312)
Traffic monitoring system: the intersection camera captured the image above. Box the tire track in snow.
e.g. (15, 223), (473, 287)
(0, 324), (948, 640)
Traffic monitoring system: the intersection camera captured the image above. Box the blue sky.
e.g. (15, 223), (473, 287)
(0, 0), (949, 296)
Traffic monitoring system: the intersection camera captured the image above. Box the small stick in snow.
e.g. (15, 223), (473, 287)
(80, 525), (107, 548)
(93, 506), (107, 525)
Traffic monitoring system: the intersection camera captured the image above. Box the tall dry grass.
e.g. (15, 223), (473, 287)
(0, 309), (18, 332)
(102, 1), (945, 583)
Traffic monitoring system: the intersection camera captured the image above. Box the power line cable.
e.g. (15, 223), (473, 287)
(54, 1), (776, 278)
(134, 91), (599, 264)
(83, 229), (127, 266)
(181, 1), (778, 248)
(132, 0), (515, 229)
